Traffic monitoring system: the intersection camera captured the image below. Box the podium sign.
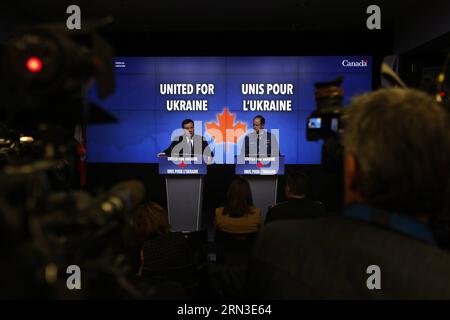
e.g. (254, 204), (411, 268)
(235, 155), (285, 175)
(158, 156), (207, 175)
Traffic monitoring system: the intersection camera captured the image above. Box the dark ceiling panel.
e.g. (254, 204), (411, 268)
(3, 0), (417, 31)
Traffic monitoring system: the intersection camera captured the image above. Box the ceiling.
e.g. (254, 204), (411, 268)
(4, 0), (421, 32)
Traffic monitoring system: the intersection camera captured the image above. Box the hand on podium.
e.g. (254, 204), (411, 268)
(157, 152), (166, 157)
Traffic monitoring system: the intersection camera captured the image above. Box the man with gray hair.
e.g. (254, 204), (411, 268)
(341, 88), (450, 215)
(247, 88), (450, 299)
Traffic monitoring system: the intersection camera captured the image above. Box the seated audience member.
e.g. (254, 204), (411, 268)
(247, 88), (450, 299)
(132, 202), (192, 272)
(215, 177), (262, 234)
(265, 171), (328, 223)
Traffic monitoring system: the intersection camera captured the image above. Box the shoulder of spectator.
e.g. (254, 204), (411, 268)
(253, 207), (262, 215)
(270, 201), (288, 209)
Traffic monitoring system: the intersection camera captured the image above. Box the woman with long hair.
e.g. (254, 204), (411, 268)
(215, 177), (262, 234)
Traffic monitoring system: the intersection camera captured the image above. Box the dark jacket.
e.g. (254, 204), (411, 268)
(163, 134), (213, 157)
(265, 197), (328, 224)
(142, 232), (192, 270)
(247, 213), (450, 299)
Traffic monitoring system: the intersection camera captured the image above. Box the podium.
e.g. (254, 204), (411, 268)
(159, 155), (207, 232)
(235, 155), (285, 220)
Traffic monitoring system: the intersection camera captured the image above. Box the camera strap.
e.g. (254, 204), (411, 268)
(344, 203), (436, 245)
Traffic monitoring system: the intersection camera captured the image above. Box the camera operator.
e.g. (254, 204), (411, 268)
(246, 88), (450, 299)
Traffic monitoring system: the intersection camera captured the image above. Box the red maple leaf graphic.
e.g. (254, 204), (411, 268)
(178, 162), (187, 168)
(256, 162), (264, 168)
(205, 108), (247, 151)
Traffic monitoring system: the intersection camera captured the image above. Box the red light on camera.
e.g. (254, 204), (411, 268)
(25, 57), (43, 73)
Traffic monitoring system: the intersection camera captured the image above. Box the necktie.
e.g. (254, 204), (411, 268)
(256, 133), (260, 157)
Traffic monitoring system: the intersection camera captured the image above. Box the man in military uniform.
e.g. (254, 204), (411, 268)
(240, 115), (280, 157)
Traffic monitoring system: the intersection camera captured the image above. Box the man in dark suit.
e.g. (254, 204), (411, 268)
(240, 115), (279, 157)
(158, 119), (213, 162)
(265, 171), (327, 224)
(246, 88), (450, 299)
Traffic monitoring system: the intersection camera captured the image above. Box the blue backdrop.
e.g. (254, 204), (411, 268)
(87, 56), (372, 164)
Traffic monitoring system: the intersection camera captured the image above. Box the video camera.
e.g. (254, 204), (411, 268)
(0, 23), (115, 127)
(305, 76), (345, 172)
(305, 53), (450, 172)
(306, 76), (344, 142)
(0, 22), (117, 179)
(0, 24), (153, 298)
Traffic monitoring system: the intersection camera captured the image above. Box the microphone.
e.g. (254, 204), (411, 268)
(97, 180), (146, 217)
(381, 63), (408, 89)
(36, 181), (145, 232)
